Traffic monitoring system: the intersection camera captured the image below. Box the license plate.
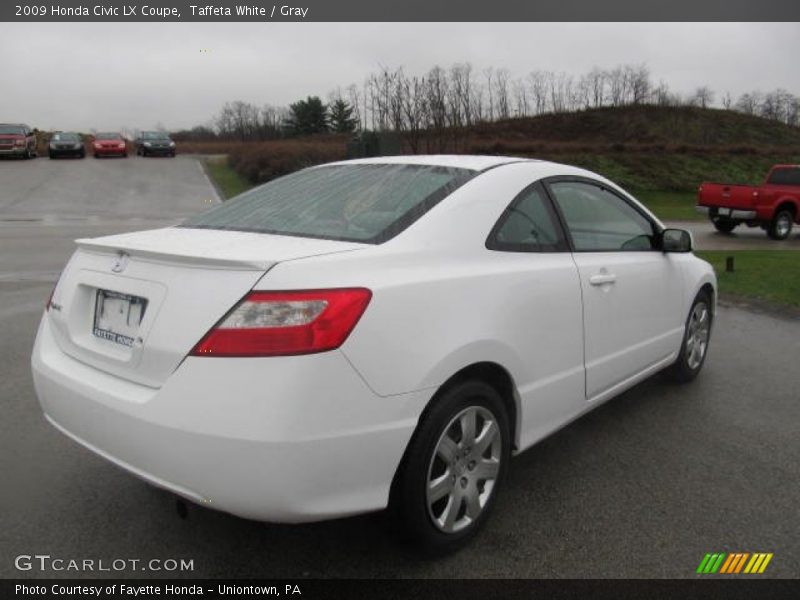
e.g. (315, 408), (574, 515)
(717, 208), (731, 216)
(93, 290), (148, 347)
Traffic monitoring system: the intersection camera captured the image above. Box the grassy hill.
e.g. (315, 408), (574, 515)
(473, 105), (800, 147)
(466, 106), (800, 194)
(198, 105), (800, 220)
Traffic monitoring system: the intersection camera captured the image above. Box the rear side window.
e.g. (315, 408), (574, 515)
(182, 164), (475, 244)
(487, 183), (566, 252)
(767, 167), (800, 186)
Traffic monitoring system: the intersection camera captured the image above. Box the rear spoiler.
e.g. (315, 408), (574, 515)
(75, 238), (275, 271)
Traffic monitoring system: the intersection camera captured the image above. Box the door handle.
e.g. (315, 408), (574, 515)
(589, 273), (617, 286)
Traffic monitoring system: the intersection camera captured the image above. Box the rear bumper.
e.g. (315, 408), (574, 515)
(696, 205), (757, 220)
(31, 315), (427, 522)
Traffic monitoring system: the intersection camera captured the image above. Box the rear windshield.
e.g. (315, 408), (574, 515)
(767, 167), (800, 186)
(96, 133), (122, 140)
(142, 131), (170, 140)
(181, 163), (475, 243)
(0, 125), (25, 135)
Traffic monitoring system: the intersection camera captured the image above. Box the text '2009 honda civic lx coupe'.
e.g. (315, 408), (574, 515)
(31, 155), (716, 552)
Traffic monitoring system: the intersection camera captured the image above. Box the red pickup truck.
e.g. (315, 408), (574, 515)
(696, 165), (800, 240)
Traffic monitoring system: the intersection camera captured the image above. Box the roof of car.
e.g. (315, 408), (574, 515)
(330, 154), (535, 171)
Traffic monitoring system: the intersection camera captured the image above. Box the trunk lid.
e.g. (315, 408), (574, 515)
(47, 227), (366, 388)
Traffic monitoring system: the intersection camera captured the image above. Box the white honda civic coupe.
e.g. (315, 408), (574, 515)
(32, 155), (715, 552)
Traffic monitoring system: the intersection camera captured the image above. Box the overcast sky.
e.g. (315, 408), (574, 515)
(2, 22), (798, 132)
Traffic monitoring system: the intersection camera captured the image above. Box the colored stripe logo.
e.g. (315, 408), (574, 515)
(696, 552), (773, 574)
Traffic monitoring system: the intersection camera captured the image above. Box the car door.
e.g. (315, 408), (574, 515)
(485, 180), (586, 448)
(545, 177), (685, 401)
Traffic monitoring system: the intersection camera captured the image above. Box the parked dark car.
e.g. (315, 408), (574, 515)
(135, 131), (176, 157)
(0, 123), (37, 159)
(49, 132), (86, 159)
(93, 132), (128, 158)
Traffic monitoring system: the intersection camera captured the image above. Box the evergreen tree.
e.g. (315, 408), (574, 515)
(329, 99), (358, 133)
(285, 96), (328, 135)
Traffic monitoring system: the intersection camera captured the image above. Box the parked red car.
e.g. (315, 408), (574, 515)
(0, 123), (37, 159)
(93, 132), (128, 158)
(697, 165), (800, 240)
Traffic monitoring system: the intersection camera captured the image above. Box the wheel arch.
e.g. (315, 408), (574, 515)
(699, 281), (715, 312)
(429, 362), (520, 451)
(775, 199), (798, 221)
(389, 361), (521, 505)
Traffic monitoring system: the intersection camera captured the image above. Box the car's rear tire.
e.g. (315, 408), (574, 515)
(391, 379), (510, 554)
(49, 152), (55, 160)
(79, 150), (85, 159)
(767, 209), (794, 240)
(712, 218), (737, 234)
(669, 290), (713, 383)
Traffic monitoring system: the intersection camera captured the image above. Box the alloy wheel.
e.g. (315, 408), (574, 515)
(426, 405), (502, 534)
(685, 301), (710, 370)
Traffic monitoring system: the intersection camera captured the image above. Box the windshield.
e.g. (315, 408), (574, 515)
(96, 133), (122, 140)
(142, 131), (170, 140)
(181, 163), (475, 243)
(0, 125), (25, 135)
(52, 133), (80, 142)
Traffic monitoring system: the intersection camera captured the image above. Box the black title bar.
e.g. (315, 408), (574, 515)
(4, 579), (800, 600)
(4, 0), (800, 22)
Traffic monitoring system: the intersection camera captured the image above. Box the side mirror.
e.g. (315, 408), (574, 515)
(661, 228), (693, 253)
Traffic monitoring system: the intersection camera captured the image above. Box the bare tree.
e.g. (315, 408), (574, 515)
(493, 68), (510, 119)
(735, 91), (762, 115)
(512, 78), (530, 117)
(692, 87), (715, 109)
(629, 64), (650, 105)
(483, 67), (495, 121)
(527, 71), (548, 115)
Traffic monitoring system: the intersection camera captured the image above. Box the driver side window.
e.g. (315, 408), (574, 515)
(549, 181), (656, 251)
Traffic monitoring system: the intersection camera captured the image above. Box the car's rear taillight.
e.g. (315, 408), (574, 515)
(190, 288), (372, 357)
(14, 139), (25, 146)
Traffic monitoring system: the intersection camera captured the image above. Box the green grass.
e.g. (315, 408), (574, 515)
(632, 190), (702, 222)
(696, 251), (800, 308)
(204, 158), (253, 199)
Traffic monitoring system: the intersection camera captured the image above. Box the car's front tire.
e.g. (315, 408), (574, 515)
(391, 379), (510, 554)
(669, 290), (713, 383)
